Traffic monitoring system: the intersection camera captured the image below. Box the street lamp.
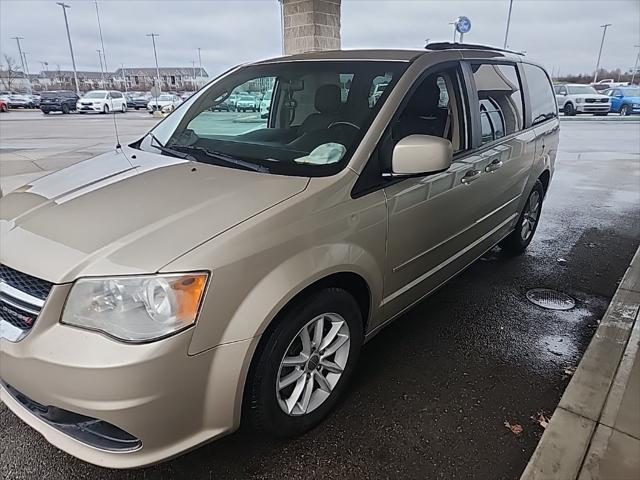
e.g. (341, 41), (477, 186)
(146, 33), (161, 91)
(94, 1), (108, 72)
(631, 45), (640, 85)
(448, 22), (457, 43)
(197, 47), (203, 87)
(503, 0), (514, 49)
(56, 2), (80, 94)
(97, 49), (105, 87)
(593, 23), (612, 83)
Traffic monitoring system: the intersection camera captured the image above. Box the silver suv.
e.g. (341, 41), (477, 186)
(0, 44), (559, 468)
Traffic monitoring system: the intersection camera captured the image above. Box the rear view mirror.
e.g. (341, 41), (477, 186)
(390, 135), (453, 176)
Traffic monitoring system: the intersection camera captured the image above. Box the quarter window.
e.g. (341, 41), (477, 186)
(523, 63), (557, 125)
(471, 63), (524, 145)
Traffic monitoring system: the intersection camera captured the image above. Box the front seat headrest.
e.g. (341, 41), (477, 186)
(315, 84), (341, 114)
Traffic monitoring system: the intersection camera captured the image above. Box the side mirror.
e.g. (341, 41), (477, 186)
(391, 135), (453, 176)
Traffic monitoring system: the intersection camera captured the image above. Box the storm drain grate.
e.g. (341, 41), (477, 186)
(526, 288), (576, 310)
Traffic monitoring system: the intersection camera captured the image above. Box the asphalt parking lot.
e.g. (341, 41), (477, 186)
(1, 113), (639, 479)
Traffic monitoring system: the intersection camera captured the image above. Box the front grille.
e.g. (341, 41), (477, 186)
(0, 264), (52, 300)
(0, 265), (53, 341)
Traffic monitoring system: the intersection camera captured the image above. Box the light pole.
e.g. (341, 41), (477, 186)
(97, 49), (105, 87)
(197, 47), (203, 87)
(22, 51), (33, 93)
(94, 1), (108, 72)
(503, 0), (514, 49)
(121, 63), (128, 92)
(449, 22), (457, 43)
(593, 23), (612, 83)
(56, 2), (80, 94)
(146, 33), (161, 91)
(11, 36), (31, 92)
(631, 45), (640, 85)
(191, 60), (197, 91)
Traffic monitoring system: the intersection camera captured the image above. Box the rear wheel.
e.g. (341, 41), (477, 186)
(42, 110), (50, 115)
(563, 103), (576, 116)
(121, 103), (127, 113)
(500, 180), (544, 255)
(246, 288), (363, 437)
(620, 105), (630, 116)
(61, 104), (70, 114)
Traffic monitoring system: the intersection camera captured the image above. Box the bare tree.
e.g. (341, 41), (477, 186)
(1, 55), (23, 91)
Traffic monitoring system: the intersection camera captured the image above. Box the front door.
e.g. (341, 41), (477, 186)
(382, 62), (533, 320)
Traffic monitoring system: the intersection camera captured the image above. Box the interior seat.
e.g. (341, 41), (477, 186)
(298, 84), (342, 135)
(393, 77), (449, 140)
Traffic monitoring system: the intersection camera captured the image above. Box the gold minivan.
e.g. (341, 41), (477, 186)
(0, 44), (559, 468)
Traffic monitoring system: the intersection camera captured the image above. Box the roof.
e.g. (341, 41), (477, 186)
(113, 67), (209, 77)
(254, 49), (424, 64)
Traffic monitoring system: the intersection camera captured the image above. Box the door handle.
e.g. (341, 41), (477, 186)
(485, 159), (503, 173)
(461, 169), (482, 184)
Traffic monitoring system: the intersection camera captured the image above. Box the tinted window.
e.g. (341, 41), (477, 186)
(111, 91), (123, 98)
(523, 63), (557, 125)
(472, 63), (524, 141)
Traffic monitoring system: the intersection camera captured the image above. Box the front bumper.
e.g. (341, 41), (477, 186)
(575, 104), (610, 113)
(77, 104), (103, 112)
(0, 284), (258, 468)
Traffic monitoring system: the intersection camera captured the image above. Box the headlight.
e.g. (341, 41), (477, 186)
(575, 98), (583, 103)
(61, 273), (208, 342)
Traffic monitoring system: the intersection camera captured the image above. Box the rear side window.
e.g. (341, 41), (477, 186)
(471, 63), (524, 145)
(523, 63), (557, 125)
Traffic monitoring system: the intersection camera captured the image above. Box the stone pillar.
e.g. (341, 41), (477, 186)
(281, 0), (341, 55)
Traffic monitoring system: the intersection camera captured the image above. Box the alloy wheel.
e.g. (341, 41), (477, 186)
(520, 190), (540, 241)
(276, 313), (350, 416)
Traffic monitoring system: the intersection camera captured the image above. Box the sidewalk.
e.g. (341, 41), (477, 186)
(521, 247), (640, 479)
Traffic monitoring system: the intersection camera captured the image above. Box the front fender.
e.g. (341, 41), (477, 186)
(187, 242), (383, 356)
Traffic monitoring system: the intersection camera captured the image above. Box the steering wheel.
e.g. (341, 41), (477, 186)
(328, 121), (360, 131)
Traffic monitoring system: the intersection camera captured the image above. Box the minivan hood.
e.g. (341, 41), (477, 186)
(0, 148), (309, 283)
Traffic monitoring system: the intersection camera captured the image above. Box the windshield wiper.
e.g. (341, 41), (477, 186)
(170, 145), (269, 173)
(148, 133), (196, 161)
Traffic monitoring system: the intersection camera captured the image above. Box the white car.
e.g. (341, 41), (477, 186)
(77, 90), (127, 114)
(235, 94), (258, 112)
(259, 90), (273, 118)
(554, 83), (610, 116)
(147, 94), (182, 114)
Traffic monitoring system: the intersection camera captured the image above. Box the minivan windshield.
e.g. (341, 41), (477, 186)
(567, 85), (598, 95)
(83, 91), (107, 99)
(138, 61), (407, 176)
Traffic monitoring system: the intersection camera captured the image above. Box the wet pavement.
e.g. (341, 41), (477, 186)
(1, 120), (639, 480)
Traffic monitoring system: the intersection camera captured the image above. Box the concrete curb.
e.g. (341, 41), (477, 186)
(521, 246), (640, 480)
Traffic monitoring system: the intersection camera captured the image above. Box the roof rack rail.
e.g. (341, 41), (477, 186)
(425, 42), (525, 56)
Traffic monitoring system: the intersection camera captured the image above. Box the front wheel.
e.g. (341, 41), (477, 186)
(103, 105), (109, 114)
(563, 103), (576, 116)
(61, 104), (70, 114)
(246, 288), (363, 437)
(620, 105), (630, 116)
(500, 180), (544, 255)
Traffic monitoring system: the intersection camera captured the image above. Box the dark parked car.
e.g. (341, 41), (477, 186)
(125, 93), (150, 110)
(40, 91), (79, 114)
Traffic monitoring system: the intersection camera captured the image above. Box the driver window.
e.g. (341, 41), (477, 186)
(392, 67), (465, 153)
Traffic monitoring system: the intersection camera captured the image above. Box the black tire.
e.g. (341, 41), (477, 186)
(61, 104), (70, 114)
(245, 288), (364, 438)
(620, 105), (630, 116)
(103, 105), (109, 114)
(563, 103), (576, 116)
(42, 110), (50, 115)
(500, 179), (545, 255)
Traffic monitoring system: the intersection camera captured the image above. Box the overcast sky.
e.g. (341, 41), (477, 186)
(1, 0), (638, 78)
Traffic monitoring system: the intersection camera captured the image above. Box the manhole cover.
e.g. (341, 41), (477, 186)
(526, 288), (576, 310)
